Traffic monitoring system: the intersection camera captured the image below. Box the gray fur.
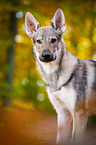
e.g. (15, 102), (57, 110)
(73, 61), (87, 107)
(91, 61), (96, 90)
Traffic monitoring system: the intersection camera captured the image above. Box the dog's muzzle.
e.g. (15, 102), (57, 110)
(39, 49), (56, 63)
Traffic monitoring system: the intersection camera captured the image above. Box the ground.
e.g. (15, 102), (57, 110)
(0, 106), (56, 145)
(0, 106), (96, 145)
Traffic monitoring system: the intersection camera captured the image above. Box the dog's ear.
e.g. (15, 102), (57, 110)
(51, 8), (66, 34)
(25, 12), (40, 37)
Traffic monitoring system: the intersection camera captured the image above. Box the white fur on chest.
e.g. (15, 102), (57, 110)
(47, 84), (76, 114)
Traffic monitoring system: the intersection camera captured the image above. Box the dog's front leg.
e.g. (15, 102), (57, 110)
(72, 110), (88, 143)
(56, 110), (72, 144)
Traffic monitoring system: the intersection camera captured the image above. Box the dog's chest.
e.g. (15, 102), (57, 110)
(47, 85), (76, 113)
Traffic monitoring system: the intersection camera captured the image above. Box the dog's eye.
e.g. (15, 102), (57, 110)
(51, 38), (57, 43)
(36, 39), (42, 44)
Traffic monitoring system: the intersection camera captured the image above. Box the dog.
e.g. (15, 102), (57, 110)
(25, 8), (96, 144)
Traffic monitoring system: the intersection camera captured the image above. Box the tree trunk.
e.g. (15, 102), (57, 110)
(2, 12), (17, 106)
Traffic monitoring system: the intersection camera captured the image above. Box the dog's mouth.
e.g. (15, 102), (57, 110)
(39, 55), (56, 63)
(39, 50), (56, 63)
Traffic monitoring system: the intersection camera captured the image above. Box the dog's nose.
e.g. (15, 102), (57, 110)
(42, 49), (51, 59)
(40, 49), (56, 62)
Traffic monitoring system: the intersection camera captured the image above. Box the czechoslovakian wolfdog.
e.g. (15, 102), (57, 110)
(25, 9), (96, 144)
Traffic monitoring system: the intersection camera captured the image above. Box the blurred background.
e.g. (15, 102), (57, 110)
(0, 0), (96, 145)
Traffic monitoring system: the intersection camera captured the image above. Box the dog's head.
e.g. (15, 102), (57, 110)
(25, 9), (66, 63)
